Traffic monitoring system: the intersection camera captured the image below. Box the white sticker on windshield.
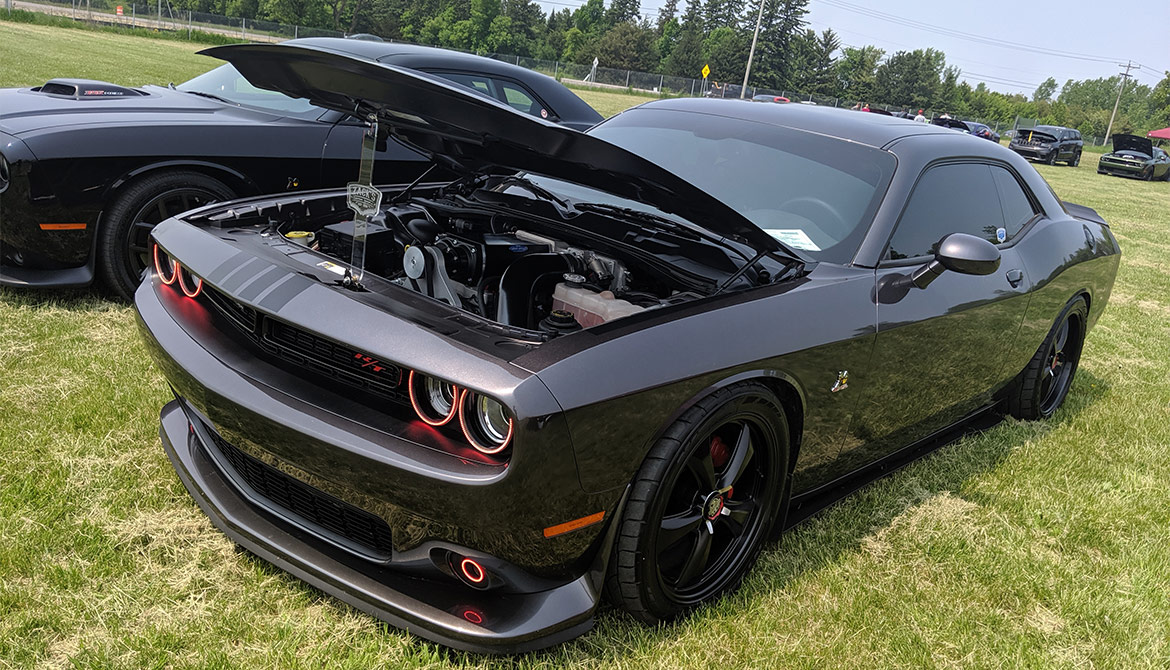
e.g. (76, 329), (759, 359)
(767, 229), (820, 251)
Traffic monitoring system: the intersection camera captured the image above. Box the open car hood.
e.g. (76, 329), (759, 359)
(1110, 134), (1152, 157)
(201, 43), (784, 255)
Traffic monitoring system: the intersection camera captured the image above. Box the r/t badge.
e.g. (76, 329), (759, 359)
(831, 370), (849, 393)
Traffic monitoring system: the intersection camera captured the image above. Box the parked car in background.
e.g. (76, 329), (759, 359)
(0, 38), (602, 299)
(1097, 134), (1170, 180)
(931, 117), (970, 132)
(137, 42), (1119, 653)
(965, 121), (1001, 143)
(752, 94), (790, 103)
(1009, 125), (1082, 166)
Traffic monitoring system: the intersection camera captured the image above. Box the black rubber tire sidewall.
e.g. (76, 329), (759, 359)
(604, 382), (789, 624)
(1008, 297), (1088, 420)
(98, 170), (234, 300)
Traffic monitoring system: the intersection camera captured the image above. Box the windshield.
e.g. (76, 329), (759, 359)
(178, 64), (321, 118)
(583, 107), (895, 264)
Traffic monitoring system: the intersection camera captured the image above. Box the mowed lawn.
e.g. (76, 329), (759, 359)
(4, 19), (1170, 669)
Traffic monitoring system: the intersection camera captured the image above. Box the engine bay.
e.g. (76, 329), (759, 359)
(249, 191), (733, 336)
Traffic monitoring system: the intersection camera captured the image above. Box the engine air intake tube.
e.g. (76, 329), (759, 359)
(495, 253), (577, 328)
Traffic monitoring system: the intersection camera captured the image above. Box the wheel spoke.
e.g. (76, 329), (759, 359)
(156, 200), (168, 221)
(717, 422), (754, 490)
(687, 451), (716, 490)
(658, 510), (704, 552)
(721, 499), (755, 536)
(674, 528), (712, 586)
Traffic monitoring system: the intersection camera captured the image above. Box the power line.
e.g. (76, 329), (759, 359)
(814, 0), (1132, 65)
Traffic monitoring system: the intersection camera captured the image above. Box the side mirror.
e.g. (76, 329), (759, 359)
(908, 233), (1001, 289)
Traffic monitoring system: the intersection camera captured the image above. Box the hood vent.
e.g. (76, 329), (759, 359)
(34, 79), (146, 99)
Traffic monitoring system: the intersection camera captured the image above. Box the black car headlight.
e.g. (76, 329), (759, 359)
(408, 371), (460, 426)
(459, 391), (514, 454)
(0, 153), (9, 194)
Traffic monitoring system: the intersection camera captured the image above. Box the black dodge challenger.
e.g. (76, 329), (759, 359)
(0, 38), (601, 299)
(135, 43), (1120, 653)
(1097, 134), (1170, 181)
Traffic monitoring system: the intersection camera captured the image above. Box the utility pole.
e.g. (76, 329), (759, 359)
(740, 0), (765, 98)
(1104, 60), (1137, 145)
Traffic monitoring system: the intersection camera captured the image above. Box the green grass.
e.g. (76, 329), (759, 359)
(0, 8), (245, 45)
(4, 20), (1170, 669)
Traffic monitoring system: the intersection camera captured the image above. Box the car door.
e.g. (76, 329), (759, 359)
(1155, 148), (1170, 179)
(851, 162), (1034, 455)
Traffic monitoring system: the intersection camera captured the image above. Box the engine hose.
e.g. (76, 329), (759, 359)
(495, 253), (577, 328)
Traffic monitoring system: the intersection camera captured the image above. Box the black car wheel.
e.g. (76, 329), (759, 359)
(605, 382), (788, 624)
(1008, 297), (1087, 420)
(1069, 151), (1080, 167)
(1045, 151), (1058, 166)
(98, 171), (234, 300)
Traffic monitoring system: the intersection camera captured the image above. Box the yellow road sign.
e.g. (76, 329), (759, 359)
(702, 64), (710, 79)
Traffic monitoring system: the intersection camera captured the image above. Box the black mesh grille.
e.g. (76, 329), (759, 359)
(201, 285), (406, 402)
(208, 432), (395, 557)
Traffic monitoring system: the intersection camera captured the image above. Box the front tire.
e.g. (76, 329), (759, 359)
(1008, 297), (1087, 420)
(98, 170), (234, 300)
(605, 382), (789, 624)
(1069, 151), (1080, 167)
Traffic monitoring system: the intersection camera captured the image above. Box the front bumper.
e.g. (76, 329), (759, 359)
(135, 275), (617, 652)
(1096, 160), (1147, 178)
(157, 399), (598, 653)
(1010, 145), (1055, 161)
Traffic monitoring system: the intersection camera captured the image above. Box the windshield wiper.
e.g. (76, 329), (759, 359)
(492, 175), (571, 210)
(180, 89), (235, 105)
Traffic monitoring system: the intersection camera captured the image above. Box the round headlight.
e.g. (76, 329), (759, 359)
(459, 391), (513, 454)
(177, 265), (203, 298)
(408, 371), (459, 426)
(153, 243), (177, 285)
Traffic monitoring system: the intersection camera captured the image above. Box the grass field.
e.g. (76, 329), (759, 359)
(4, 19), (1170, 669)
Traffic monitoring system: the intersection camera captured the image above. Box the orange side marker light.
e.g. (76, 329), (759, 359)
(543, 511), (605, 538)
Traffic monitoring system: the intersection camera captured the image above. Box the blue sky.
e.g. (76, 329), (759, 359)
(533, 0), (1170, 96)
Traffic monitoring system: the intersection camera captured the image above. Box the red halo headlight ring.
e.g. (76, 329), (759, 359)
(153, 243), (177, 285)
(177, 265), (203, 298)
(457, 390), (514, 455)
(407, 370), (459, 426)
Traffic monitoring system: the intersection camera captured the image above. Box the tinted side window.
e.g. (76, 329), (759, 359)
(495, 80), (541, 116)
(990, 166), (1036, 240)
(886, 163), (1002, 260)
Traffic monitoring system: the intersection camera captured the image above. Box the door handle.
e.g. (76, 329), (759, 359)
(1006, 269), (1023, 288)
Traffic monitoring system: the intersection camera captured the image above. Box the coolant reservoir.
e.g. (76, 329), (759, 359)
(552, 282), (643, 327)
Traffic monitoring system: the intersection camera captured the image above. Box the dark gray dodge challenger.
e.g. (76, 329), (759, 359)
(135, 42), (1120, 653)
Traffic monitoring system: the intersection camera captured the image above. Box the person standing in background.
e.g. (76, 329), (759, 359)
(914, 109), (927, 122)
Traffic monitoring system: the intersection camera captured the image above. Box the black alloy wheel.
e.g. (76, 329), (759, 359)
(606, 382), (788, 623)
(98, 171), (234, 300)
(1046, 150), (1058, 166)
(1009, 297), (1087, 420)
(1070, 151), (1081, 167)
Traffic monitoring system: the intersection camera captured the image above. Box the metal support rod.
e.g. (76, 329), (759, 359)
(740, 0), (766, 98)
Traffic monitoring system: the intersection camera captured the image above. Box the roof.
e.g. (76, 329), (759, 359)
(285, 38), (601, 125)
(631, 97), (961, 149)
(1148, 127), (1170, 140)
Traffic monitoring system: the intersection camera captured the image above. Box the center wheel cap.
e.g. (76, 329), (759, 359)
(703, 492), (725, 521)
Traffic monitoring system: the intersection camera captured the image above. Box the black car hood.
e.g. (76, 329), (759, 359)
(1110, 134), (1152, 157)
(201, 43), (784, 255)
(0, 81), (264, 137)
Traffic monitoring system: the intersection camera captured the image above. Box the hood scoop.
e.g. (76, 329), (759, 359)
(34, 79), (146, 99)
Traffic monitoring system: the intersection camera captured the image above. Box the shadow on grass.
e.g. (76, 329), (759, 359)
(0, 286), (120, 311)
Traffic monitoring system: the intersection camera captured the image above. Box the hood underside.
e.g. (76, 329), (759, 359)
(1110, 134), (1152, 157)
(200, 43), (783, 254)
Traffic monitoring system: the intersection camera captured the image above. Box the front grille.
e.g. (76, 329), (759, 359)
(202, 284), (406, 402)
(207, 430), (395, 558)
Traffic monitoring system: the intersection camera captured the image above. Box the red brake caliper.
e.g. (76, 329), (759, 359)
(710, 436), (730, 470)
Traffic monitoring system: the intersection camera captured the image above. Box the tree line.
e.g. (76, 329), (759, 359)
(166, 0), (1170, 135)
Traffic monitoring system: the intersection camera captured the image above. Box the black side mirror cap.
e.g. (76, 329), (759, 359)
(908, 232), (1001, 290)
